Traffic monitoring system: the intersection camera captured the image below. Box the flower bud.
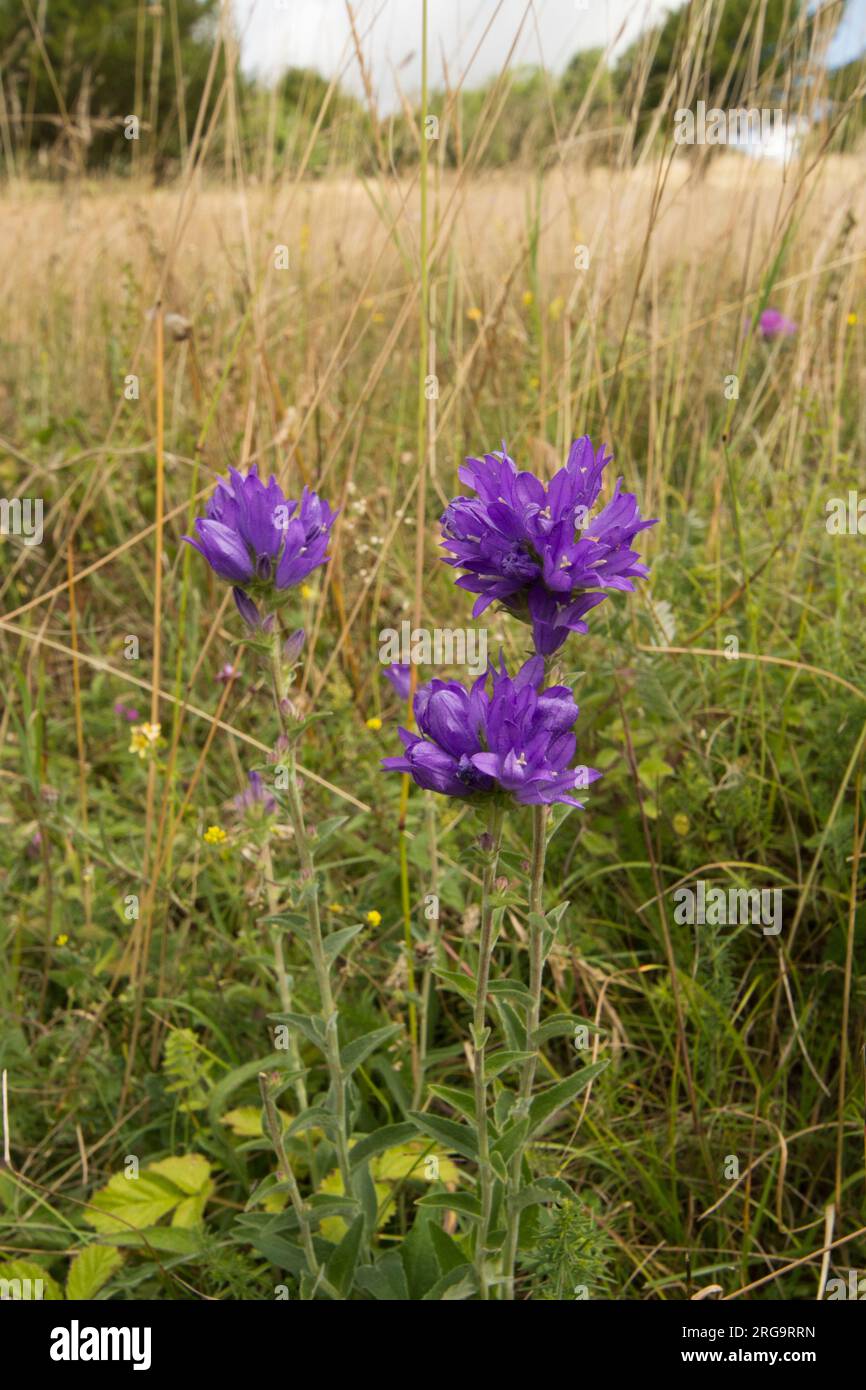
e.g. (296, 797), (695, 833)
(232, 587), (260, 629)
(284, 628), (305, 663)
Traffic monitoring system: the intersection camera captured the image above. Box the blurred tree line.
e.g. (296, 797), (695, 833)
(0, 0), (861, 176)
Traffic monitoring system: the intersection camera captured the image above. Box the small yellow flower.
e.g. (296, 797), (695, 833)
(467, 306), (482, 322)
(55, 933), (69, 947)
(522, 290), (534, 307)
(328, 902), (345, 914)
(365, 716), (383, 731)
(548, 296), (564, 322)
(847, 312), (858, 326)
(528, 375), (540, 391)
(203, 825), (228, 845)
(129, 722), (161, 758)
(365, 910), (382, 927)
(672, 813), (690, 837)
(301, 584), (315, 600)
(371, 312), (385, 324)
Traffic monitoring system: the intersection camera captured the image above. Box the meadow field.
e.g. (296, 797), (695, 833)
(1, 0), (866, 1307)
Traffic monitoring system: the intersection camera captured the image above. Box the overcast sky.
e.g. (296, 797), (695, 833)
(232, 0), (678, 109)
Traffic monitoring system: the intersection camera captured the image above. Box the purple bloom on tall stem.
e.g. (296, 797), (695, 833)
(184, 464), (336, 627)
(233, 769), (277, 817)
(440, 437), (657, 654)
(382, 654), (600, 808)
(114, 700), (140, 721)
(382, 663), (412, 701)
(758, 308), (797, 340)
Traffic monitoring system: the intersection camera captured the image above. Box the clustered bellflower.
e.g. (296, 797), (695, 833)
(382, 654), (599, 808)
(440, 436), (657, 654)
(233, 769), (277, 818)
(184, 464), (336, 627)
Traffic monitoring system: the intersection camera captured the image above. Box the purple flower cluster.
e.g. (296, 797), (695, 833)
(382, 655), (599, 808)
(381, 434), (655, 806)
(184, 465), (336, 627)
(440, 437), (656, 654)
(233, 769), (277, 818)
(758, 308), (797, 341)
(382, 663), (412, 701)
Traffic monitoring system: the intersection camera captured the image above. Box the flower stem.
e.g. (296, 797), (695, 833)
(473, 801), (505, 1301)
(413, 790), (439, 1108)
(501, 801), (548, 1299)
(258, 1071), (340, 1300)
(270, 631), (354, 1201)
(261, 840), (314, 1179)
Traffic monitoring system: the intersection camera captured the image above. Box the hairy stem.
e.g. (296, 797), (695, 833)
(258, 1072), (340, 1300)
(502, 801), (548, 1299)
(270, 630), (354, 1200)
(261, 839), (314, 1180)
(473, 802), (505, 1301)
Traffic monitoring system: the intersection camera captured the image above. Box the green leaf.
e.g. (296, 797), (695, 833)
(495, 999), (526, 1051)
(509, 1177), (573, 1212)
(426, 1083), (476, 1121)
(416, 1191), (481, 1218)
(421, 1263), (478, 1300)
(102, 1226), (204, 1255)
(207, 1051), (296, 1136)
(349, 1122), (418, 1170)
(312, 815), (350, 849)
(247, 1233), (306, 1276)
(530, 1014), (599, 1047)
(0, 1259), (63, 1300)
(355, 1251), (409, 1301)
(341, 1023), (402, 1075)
(527, 1060), (609, 1136)
(287, 1105), (336, 1139)
(323, 923), (366, 964)
(325, 1213), (365, 1297)
(432, 967), (476, 1001)
(148, 1155), (213, 1227)
(427, 1223), (467, 1274)
(491, 1116), (530, 1167)
(486, 978), (533, 1003)
(268, 1011), (327, 1050)
(579, 828), (616, 856)
(489, 1150), (509, 1184)
(66, 1245), (123, 1300)
(545, 901), (571, 928)
(84, 1155), (213, 1234)
(400, 1215), (440, 1300)
(638, 753), (674, 788)
(308, 1194), (360, 1223)
(486, 1049), (535, 1077)
(408, 1110), (478, 1162)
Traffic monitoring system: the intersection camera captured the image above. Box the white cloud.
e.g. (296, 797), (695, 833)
(233, 0), (677, 110)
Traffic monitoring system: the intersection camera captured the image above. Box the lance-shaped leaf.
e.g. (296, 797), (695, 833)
(340, 1022), (402, 1076)
(268, 1010), (328, 1051)
(527, 1059), (609, 1137)
(408, 1110), (478, 1162)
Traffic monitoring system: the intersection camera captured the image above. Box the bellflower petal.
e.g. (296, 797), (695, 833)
(382, 652), (598, 809)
